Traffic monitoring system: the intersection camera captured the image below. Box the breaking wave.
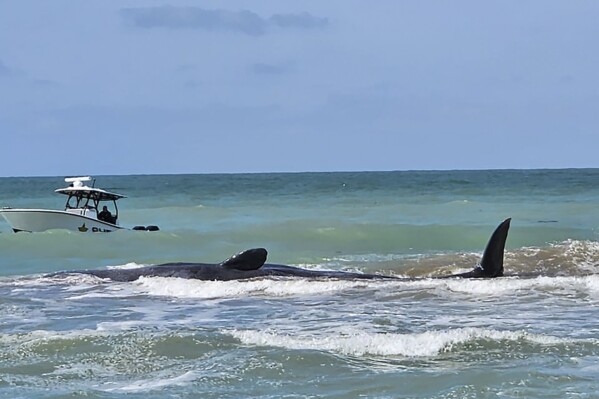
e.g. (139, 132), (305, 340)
(128, 274), (599, 300)
(227, 327), (592, 358)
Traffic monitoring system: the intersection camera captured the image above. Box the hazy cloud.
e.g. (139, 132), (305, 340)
(32, 79), (58, 87)
(0, 59), (13, 76)
(270, 12), (327, 29)
(250, 62), (294, 75)
(184, 79), (202, 89)
(119, 7), (327, 36)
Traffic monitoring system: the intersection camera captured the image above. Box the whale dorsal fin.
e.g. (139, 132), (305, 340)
(464, 218), (511, 278)
(446, 218), (511, 279)
(478, 218), (511, 277)
(220, 248), (268, 271)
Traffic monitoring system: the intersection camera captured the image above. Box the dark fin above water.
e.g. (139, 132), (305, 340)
(220, 248), (268, 271)
(451, 218), (511, 278)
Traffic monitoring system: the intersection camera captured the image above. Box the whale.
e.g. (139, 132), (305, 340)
(51, 218), (511, 282)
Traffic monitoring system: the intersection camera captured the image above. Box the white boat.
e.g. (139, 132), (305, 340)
(1, 176), (130, 233)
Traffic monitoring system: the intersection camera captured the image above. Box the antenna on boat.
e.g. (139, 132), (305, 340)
(64, 176), (93, 188)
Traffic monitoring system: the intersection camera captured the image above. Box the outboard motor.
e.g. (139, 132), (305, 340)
(132, 225), (160, 231)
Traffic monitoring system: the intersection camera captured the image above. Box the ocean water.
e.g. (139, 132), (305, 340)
(1, 169), (599, 398)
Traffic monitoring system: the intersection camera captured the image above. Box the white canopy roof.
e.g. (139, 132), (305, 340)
(55, 177), (125, 201)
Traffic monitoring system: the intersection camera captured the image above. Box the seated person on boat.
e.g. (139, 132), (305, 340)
(98, 206), (117, 224)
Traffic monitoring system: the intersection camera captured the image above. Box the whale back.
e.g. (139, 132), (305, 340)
(49, 220), (511, 282)
(220, 248), (268, 271)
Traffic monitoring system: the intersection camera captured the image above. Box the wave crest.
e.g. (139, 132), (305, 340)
(227, 327), (577, 357)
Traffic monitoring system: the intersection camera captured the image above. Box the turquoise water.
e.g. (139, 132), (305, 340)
(1, 170), (599, 398)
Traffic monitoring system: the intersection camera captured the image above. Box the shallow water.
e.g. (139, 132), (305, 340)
(1, 170), (599, 398)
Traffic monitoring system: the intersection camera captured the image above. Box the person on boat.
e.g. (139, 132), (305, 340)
(98, 206), (115, 223)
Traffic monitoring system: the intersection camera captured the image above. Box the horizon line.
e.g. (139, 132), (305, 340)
(1, 166), (598, 179)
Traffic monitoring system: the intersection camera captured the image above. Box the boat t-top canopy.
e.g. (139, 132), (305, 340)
(55, 176), (126, 202)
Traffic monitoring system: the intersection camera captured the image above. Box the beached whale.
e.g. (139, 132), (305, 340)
(52, 219), (511, 282)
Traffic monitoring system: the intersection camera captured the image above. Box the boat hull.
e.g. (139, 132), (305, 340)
(0, 209), (123, 233)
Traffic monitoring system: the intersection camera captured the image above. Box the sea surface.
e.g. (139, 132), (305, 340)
(1, 170), (599, 398)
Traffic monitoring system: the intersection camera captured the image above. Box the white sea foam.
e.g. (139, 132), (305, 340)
(561, 239), (599, 271)
(106, 262), (147, 270)
(131, 273), (599, 300)
(64, 281), (137, 300)
(49, 361), (111, 379)
(442, 275), (599, 296)
(227, 327), (576, 357)
(133, 276), (387, 299)
(0, 328), (108, 346)
(43, 273), (107, 286)
(440, 277), (540, 295)
(103, 371), (198, 392)
(95, 320), (147, 331)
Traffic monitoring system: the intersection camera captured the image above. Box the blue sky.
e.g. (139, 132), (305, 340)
(1, 1), (598, 177)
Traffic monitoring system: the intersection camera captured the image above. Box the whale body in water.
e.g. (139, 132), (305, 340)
(54, 219), (511, 282)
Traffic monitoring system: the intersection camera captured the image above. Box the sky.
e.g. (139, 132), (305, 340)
(1, 1), (598, 177)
